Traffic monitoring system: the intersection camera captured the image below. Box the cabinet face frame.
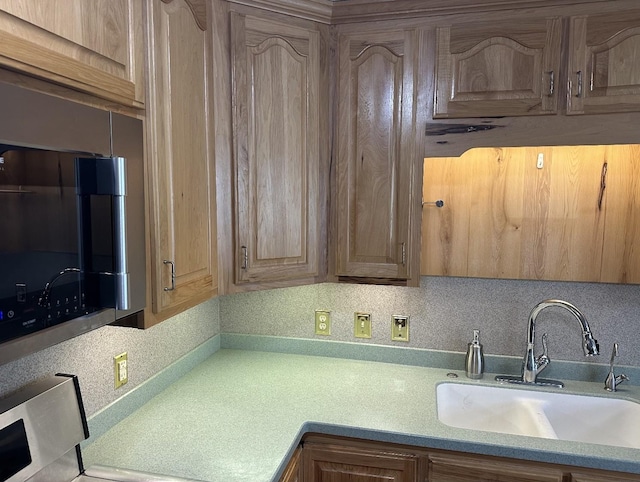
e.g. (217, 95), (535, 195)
(335, 28), (423, 281)
(231, 12), (322, 284)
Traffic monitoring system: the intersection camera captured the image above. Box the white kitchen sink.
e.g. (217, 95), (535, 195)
(436, 382), (640, 449)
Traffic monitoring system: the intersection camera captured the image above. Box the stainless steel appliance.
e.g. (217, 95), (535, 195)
(0, 374), (201, 482)
(0, 83), (146, 365)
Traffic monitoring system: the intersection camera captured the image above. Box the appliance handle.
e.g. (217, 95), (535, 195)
(111, 156), (130, 310)
(76, 156), (130, 310)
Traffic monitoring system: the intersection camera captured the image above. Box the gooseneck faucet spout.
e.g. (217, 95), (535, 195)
(522, 299), (599, 384)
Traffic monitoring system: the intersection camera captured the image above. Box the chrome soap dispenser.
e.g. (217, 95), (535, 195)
(465, 330), (485, 379)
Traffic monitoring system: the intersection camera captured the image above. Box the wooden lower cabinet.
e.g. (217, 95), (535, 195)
(280, 447), (303, 482)
(296, 434), (640, 482)
(302, 437), (418, 482)
(427, 452), (564, 482)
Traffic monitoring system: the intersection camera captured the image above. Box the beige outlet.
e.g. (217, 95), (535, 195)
(391, 315), (409, 342)
(114, 352), (128, 389)
(315, 310), (331, 336)
(354, 312), (372, 338)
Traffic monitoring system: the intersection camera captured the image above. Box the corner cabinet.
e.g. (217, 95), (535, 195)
(231, 11), (327, 285)
(144, 0), (217, 324)
(0, 0), (144, 107)
(434, 16), (562, 118)
(567, 10), (640, 114)
(335, 28), (424, 284)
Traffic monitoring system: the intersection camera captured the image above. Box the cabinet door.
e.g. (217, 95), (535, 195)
(231, 12), (322, 284)
(145, 0), (217, 322)
(428, 453), (564, 482)
(571, 470), (640, 482)
(0, 0), (143, 107)
(567, 11), (640, 115)
(303, 443), (417, 482)
(434, 17), (561, 118)
(336, 29), (422, 281)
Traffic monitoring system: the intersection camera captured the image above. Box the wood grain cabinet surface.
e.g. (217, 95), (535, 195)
(279, 447), (302, 482)
(144, 0), (217, 324)
(302, 438), (418, 482)
(0, 0), (144, 107)
(421, 145), (640, 284)
(567, 10), (640, 115)
(335, 28), (424, 284)
(435, 8), (640, 118)
(231, 11), (326, 284)
(296, 435), (640, 482)
(434, 16), (562, 118)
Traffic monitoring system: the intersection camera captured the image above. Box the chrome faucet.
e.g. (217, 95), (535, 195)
(604, 343), (629, 392)
(496, 299), (599, 388)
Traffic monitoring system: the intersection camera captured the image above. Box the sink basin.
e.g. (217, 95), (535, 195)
(436, 382), (640, 449)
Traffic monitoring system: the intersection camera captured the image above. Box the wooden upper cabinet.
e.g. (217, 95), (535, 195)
(231, 12), (324, 284)
(145, 0), (217, 323)
(567, 10), (640, 115)
(0, 0), (144, 107)
(434, 17), (562, 118)
(335, 29), (422, 282)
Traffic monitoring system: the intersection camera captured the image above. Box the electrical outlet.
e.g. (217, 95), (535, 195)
(114, 352), (128, 389)
(354, 312), (372, 338)
(315, 310), (331, 336)
(391, 315), (409, 342)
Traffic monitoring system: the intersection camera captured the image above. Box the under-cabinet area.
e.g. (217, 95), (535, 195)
(422, 145), (640, 283)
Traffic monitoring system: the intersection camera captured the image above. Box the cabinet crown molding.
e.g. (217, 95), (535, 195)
(161, 0), (207, 30)
(228, 0), (626, 24)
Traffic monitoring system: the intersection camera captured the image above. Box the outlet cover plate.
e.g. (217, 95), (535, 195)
(354, 312), (372, 339)
(391, 315), (409, 342)
(315, 310), (331, 336)
(114, 352), (128, 389)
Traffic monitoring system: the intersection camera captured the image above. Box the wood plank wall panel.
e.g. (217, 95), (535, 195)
(422, 145), (640, 284)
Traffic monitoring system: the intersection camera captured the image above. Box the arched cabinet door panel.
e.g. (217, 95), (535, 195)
(434, 17), (561, 118)
(335, 28), (423, 283)
(231, 12), (325, 285)
(568, 10), (640, 114)
(145, 0), (218, 322)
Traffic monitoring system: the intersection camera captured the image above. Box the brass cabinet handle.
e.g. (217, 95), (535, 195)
(163, 260), (175, 291)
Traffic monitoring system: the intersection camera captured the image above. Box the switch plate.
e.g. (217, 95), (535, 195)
(114, 352), (128, 389)
(391, 315), (409, 342)
(354, 312), (372, 339)
(315, 310), (331, 336)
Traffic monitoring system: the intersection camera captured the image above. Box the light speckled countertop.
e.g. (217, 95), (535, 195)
(83, 349), (640, 482)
